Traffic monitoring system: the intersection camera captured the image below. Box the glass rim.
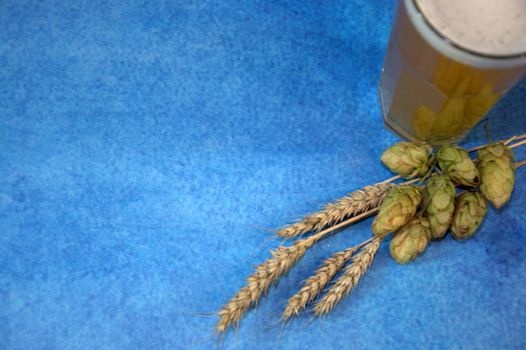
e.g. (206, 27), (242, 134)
(411, 0), (526, 61)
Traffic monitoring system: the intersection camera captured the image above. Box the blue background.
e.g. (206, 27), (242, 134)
(1, 1), (525, 349)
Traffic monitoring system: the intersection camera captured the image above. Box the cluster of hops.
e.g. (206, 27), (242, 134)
(375, 141), (516, 264)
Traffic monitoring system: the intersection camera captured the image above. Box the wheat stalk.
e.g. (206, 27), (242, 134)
(216, 239), (313, 333)
(277, 183), (394, 238)
(216, 136), (526, 333)
(313, 237), (382, 316)
(509, 138), (526, 149)
(216, 228), (330, 333)
(515, 159), (526, 168)
(216, 206), (382, 333)
(282, 238), (372, 320)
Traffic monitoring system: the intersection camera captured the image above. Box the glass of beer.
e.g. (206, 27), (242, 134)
(379, 0), (526, 144)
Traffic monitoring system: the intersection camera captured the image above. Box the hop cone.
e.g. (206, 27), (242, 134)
(451, 191), (488, 240)
(390, 217), (430, 264)
(423, 174), (456, 240)
(381, 142), (433, 179)
(372, 185), (422, 238)
(477, 143), (515, 209)
(437, 144), (479, 186)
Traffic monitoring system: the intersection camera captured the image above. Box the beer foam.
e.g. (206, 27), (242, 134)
(416, 0), (526, 56)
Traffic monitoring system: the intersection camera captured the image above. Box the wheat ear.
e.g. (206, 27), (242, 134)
(216, 229), (327, 333)
(282, 238), (372, 321)
(216, 206), (382, 333)
(313, 237), (382, 316)
(277, 183), (394, 238)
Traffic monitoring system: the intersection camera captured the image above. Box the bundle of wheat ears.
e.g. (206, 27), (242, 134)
(216, 133), (526, 334)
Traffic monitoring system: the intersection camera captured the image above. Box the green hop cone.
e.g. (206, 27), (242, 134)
(381, 142), (434, 179)
(437, 144), (479, 187)
(451, 191), (488, 240)
(390, 217), (431, 264)
(476, 143), (515, 209)
(423, 174), (456, 240)
(372, 185), (422, 238)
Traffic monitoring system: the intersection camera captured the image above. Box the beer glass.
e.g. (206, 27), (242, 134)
(379, 0), (526, 144)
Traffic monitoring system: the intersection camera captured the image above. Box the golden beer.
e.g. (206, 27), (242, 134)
(379, 0), (526, 144)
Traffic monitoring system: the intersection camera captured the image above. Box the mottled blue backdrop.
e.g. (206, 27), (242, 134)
(1, 1), (525, 349)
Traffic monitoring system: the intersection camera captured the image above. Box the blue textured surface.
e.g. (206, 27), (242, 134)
(1, 1), (526, 349)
